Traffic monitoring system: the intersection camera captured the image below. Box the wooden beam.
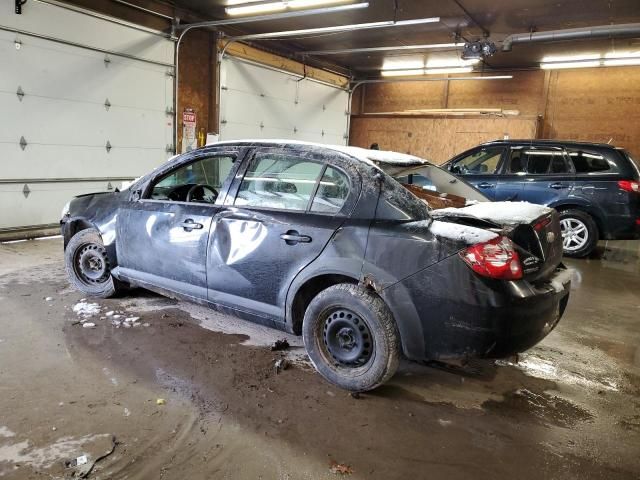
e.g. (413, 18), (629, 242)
(219, 41), (350, 89)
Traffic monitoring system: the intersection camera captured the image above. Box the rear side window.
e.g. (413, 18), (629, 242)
(569, 151), (612, 173)
(310, 166), (349, 214)
(507, 149), (569, 174)
(234, 153), (350, 214)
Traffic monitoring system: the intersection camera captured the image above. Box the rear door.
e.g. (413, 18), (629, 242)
(115, 150), (240, 299)
(207, 147), (358, 321)
(519, 147), (575, 205)
(447, 146), (506, 200)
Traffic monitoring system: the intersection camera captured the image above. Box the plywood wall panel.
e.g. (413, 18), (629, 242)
(349, 116), (539, 164)
(447, 71), (545, 115)
(362, 81), (446, 113)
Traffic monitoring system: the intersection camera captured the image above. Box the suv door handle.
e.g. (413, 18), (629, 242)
(281, 231), (312, 244)
(549, 182), (569, 189)
(478, 182), (495, 189)
(180, 219), (203, 231)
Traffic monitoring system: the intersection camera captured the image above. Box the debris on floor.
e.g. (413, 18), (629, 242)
(82, 322), (96, 329)
(72, 301), (101, 318)
(271, 338), (290, 351)
(156, 398), (166, 406)
(45, 297), (53, 302)
(329, 460), (354, 475)
(274, 358), (289, 374)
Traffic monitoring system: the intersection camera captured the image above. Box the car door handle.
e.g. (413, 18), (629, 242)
(478, 182), (495, 189)
(280, 231), (312, 244)
(180, 219), (203, 230)
(549, 182), (569, 189)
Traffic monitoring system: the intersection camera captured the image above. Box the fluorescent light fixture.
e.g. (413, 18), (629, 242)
(231, 15), (439, 39)
(603, 51), (640, 66)
(301, 42), (461, 56)
(540, 53), (601, 70)
(226, 0), (358, 16)
(425, 66), (473, 74)
(426, 58), (479, 68)
(381, 69), (426, 77)
(541, 61), (601, 69)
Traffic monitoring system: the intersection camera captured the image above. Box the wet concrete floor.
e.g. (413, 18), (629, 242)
(0, 237), (639, 479)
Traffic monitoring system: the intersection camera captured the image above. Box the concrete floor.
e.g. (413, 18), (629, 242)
(0, 237), (639, 479)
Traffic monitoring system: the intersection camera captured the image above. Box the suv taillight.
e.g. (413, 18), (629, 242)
(618, 180), (640, 193)
(460, 236), (523, 280)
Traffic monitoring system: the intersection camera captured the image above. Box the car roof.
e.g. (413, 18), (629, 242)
(210, 139), (431, 168)
(478, 139), (623, 150)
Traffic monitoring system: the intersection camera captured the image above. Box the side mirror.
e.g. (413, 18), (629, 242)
(131, 189), (142, 201)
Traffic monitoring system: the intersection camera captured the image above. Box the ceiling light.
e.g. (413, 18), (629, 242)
(540, 61), (601, 69)
(425, 66), (473, 74)
(301, 43), (461, 56)
(226, 0), (355, 16)
(541, 54), (601, 63)
(426, 58), (479, 68)
(603, 51), (640, 66)
(231, 15), (439, 39)
(382, 58), (424, 70)
(381, 69), (426, 77)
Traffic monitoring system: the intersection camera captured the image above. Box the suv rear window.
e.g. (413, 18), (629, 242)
(569, 151), (611, 173)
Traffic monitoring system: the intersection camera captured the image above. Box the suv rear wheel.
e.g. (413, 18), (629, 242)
(559, 209), (599, 258)
(302, 283), (400, 392)
(65, 228), (121, 298)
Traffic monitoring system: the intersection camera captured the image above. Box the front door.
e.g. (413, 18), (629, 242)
(207, 148), (355, 321)
(448, 146), (506, 200)
(116, 152), (238, 299)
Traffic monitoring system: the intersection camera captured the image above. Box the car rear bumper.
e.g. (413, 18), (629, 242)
(381, 255), (571, 362)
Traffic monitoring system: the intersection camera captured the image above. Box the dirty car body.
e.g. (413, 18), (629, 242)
(61, 141), (571, 385)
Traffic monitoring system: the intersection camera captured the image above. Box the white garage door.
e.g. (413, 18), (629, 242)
(219, 56), (349, 146)
(0, 0), (175, 237)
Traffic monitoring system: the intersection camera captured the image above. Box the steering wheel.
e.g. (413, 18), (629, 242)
(186, 184), (218, 204)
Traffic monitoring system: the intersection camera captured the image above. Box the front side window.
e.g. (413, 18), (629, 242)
(235, 153), (349, 213)
(150, 155), (235, 203)
(450, 147), (504, 175)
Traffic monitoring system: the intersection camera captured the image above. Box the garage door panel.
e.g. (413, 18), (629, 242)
(1, 0), (173, 65)
(0, 143), (167, 180)
(0, 2), (175, 234)
(0, 34), (171, 111)
(219, 57), (349, 146)
(0, 181), (128, 230)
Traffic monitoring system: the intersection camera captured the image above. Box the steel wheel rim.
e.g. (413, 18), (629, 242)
(321, 308), (373, 367)
(73, 243), (110, 286)
(560, 218), (589, 251)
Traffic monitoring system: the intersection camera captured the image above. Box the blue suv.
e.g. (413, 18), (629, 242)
(443, 140), (640, 257)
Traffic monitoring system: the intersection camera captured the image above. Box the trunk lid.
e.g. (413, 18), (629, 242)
(431, 202), (563, 282)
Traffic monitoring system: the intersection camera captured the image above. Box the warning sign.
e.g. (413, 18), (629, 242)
(181, 108), (197, 153)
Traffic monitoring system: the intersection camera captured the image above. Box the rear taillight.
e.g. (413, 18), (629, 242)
(618, 180), (640, 193)
(460, 236), (523, 280)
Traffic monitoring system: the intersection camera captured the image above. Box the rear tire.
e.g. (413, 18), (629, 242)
(65, 228), (120, 298)
(302, 283), (400, 392)
(559, 209), (598, 258)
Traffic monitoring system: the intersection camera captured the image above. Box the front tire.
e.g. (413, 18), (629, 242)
(559, 209), (599, 258)
(65, 228), (119, 298)
(302, 284), (400, 392)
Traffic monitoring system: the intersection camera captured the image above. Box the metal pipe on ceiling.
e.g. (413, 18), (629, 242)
(173, 2), (369, 152)
(502, 23), (640, 52)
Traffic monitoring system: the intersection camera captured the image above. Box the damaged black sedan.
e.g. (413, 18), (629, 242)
(61, 140), (571, 391)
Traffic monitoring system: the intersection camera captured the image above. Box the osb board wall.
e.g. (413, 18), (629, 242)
(178, 30), (216, 150)
(351, 67), (640, 163)
(543, 67), (640, 159)
(349, 116), (538, 164)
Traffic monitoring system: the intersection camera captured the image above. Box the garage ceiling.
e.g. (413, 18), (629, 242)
(171, 0), (640, 76)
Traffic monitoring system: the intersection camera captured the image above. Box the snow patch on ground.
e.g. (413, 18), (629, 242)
(428, 220), (498, 244)
(72, 302), (100, 318)
(0, 426), (16, 438)
(434, 201), (553, 225)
